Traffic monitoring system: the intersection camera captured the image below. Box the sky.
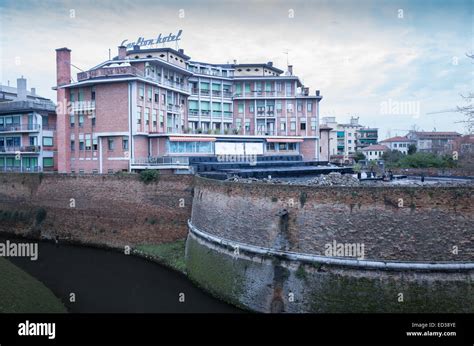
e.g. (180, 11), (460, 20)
(0, 0), (472, 139)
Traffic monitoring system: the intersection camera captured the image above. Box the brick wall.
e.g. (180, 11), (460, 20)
(0, 173), (193, 248)
(192, 176), (473, 261)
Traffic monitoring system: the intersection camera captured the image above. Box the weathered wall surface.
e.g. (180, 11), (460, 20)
(186, 176), (474, 313)
(0, 173), (193, 248)
(192, 177), (473, 261)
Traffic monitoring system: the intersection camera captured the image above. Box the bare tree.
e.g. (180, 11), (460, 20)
(458, 53), (474, 134)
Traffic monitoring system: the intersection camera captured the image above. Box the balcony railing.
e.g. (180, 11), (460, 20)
(0, 124), (40, 132)
(234, 91), (288, 98)
(131, 156), (189, 166)
(0, 166), (42, 173)
(71, 100), (96, 112)
(78, 66), (189, 93)
(0, 145), (41, 153)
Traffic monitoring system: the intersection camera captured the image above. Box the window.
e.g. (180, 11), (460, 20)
(70, 114), (75, 127)
(92, 137), (98, 151)
(249, 103), (254, 113)
(245, 120), (250, 132)
(139, 86), (144, 100)
(348, 140), (352, 144)
(307, 102), (313, 112)
(154, 93), (159, 102)
(145, 108), (150, 125)
(70, 92), (75, 102)
(300, 122), (306, 131)
(108, 138), (115, 150)
(266, 142), (276, 151)
(238, 102), (244, 114)
(92, 169), (98, 174)
(285, 82), (292, 95)
(236, 118), (242, 129)
(79, 138), (84, 150)
(287, 101), (293, 113)
(276, 100), (282, 113)
(42, 115), (49, 127)
(43, 158), (54, 167)
(123, 137), (129, 150)
(78, 114), (84, 127)
(137, 107), (142, 125)
(147, 88), (152, 101)
(91, 87), (96, 101)
(311, 119), (317, 130)
(290, 121), (296, 131)
(43, 137), (53, 146)
(70, 140), (75, 151)
(85, 134), (91, 150)
(152, 109), (157, 128)
(280, 121), (286, 132)
(297, 101), (303, 112)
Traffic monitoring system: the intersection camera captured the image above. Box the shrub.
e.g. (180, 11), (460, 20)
(139, 170), (160, 184)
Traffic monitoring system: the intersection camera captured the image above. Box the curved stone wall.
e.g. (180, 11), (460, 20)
(186, 176), (474, 312)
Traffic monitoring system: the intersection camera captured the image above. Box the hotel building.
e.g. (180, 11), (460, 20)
(55, 45), (322, 173)
(0, 77), (57, 172)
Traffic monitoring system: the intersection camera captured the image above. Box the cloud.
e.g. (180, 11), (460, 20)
(0, 0), (471, 137)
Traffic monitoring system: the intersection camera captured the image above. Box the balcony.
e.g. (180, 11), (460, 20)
(0, 145), (41, 153)
(131, 156), (189, 168)
(71, 100), (96, 112)
(166, 104), (182, 113)
(0, 166), (42, 173)
(234, 91), (288, 98)
(78, 66), (189, 93)
(212, 90), (222, 97)
(0, 124), (40, 133)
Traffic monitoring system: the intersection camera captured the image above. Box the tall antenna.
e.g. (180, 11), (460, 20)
(108, 48), (111, 60)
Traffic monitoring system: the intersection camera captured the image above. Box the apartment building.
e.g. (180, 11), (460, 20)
(0, 77), (57, 172)
(54, 45), (322, 173)
(379, 136), (415, 154)
(406, 131), (462, 154)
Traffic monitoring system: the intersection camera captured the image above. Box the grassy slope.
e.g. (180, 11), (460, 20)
(0, 257), (66, 313)
(134, 239), (186, 274)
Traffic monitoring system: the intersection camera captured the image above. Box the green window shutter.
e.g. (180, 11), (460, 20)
(43, 158), (54, 167)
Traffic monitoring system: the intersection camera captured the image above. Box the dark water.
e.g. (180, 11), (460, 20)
(0, 235), (241, 313)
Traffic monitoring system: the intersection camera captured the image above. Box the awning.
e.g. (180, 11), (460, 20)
(169, 136), (216, 142)
(266, 138), (304, 143)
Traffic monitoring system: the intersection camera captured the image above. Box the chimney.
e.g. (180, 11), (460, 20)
(133, 45), (140, 51)
(17, 77), (27, 100)
(303, 87), (309, 96)
(315, 90), (320, 96)
(31, 87), (36, 96)
(178, 48), (184, 54)
(56, 47), (71, 86)
(118, 45), (127, 59)
(288, 65), (293, 75)
(268, 61), (273, 67)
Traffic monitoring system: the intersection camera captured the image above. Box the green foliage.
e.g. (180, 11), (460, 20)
(295, 265), (307, 280)
(408, 144), (417, 155)
(135, 240), (186, 273)
(395, 152), (458, 168)
(353, 151), (366, 162)
(382, 150), (405, 164)
(0, 257), (66, 313)
(139, 169), (160, 184)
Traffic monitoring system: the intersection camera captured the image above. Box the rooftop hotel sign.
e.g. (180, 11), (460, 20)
(121, 30), (182, 49)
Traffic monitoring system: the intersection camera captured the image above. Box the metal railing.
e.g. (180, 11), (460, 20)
(0, 166), (41, 173)
(71, 100), (96, 112)
(131, 156), (189, 166)
(0, 145), (41, 153)
(0, 124), (40, 132)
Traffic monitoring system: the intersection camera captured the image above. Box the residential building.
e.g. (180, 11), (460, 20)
(54, 45), (323, 174)
(379, 136), (415, 154)
(0, 77), (57, 172)
(406, 131), (462, 154)
(356, 127), (378, 151)
(361, 144), (389, 161)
